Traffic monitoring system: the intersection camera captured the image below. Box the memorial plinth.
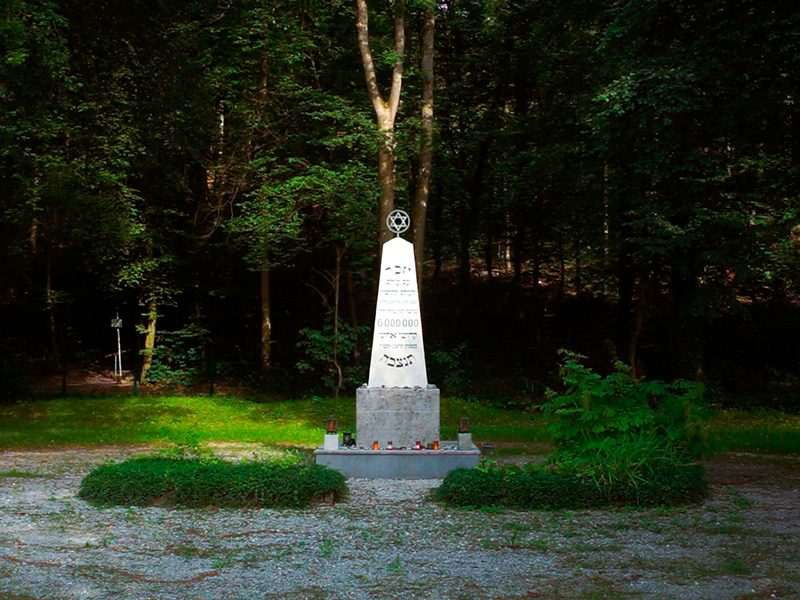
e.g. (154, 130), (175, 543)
(356, 385), (439, 450)
(315, 211), (480, 478)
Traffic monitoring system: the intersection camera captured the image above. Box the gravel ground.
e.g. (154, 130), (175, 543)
(0, 446), (799, 600)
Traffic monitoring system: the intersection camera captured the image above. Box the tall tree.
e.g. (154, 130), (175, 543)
(411, 4), (435, 287)
(594, 0), (800, 377)
(356, 0), (405, 245)
(228, 0), (376, 374)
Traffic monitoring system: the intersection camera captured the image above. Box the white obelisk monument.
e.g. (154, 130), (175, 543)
(357, 210), (440, 448)
(316, 210), (479, 476)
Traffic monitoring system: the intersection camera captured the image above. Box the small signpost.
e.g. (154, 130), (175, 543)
(111, 313), (123, 381)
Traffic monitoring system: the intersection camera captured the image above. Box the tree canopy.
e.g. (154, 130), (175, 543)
(2, 0), (799, 405)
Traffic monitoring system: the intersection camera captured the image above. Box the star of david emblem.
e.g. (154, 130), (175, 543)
(386, 209), (410, 235)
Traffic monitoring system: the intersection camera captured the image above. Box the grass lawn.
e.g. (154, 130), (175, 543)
(710, 408), (800, 455)
(1, 394), (799, 455)
(0, 394), (548, 450)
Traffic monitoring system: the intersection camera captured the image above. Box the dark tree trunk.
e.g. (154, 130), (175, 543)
(485, 236), (493, 282)
(670, 267), (705, 380)
(616, 184), (636, 364)
(412, 6), (435, 290)
(260, 263), (271, 371)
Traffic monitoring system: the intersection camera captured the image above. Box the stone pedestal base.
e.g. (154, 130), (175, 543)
(356, 386), (439, 449)
(315, 443), (480, 479)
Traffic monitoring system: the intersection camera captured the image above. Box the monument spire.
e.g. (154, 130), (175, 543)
(367, 210), (427, 388)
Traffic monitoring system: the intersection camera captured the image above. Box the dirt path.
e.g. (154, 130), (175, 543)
(0, 447), (798, 599)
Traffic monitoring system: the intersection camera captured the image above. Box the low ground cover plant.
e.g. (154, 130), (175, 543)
(433, 461), (707, 509)
(79, 456), (347, 509)
(435, 350), (712, 509)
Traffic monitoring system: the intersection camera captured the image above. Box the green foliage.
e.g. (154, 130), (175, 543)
(542, 350), (713, 488)
(78, 456), (346, 509)
(296, 317), (369, 394)
(144, 327), (206, 387)
(433, 462), (708, 510)
(1, 0), (799, 407)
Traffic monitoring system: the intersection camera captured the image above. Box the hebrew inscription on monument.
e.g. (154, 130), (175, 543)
(367, 235), (428, 388)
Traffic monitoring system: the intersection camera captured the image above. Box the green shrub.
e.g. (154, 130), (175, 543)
(434, 350), (713, 511)
(78, 457), (347, 509)
(541, 349), (714, 487)
(433, 462), (707, 509)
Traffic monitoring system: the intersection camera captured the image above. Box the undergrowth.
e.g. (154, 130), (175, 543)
(541, 350), (714, 488)
(435, 350), (713, 510)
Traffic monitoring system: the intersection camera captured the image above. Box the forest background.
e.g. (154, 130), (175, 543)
(1, 0), (799, 409)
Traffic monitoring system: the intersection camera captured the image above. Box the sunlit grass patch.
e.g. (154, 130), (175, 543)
(0, 394), (547, 449)
(0, 396), (314, 448)
(0, 395), (355, 449)
(4, 395), (798, 456)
